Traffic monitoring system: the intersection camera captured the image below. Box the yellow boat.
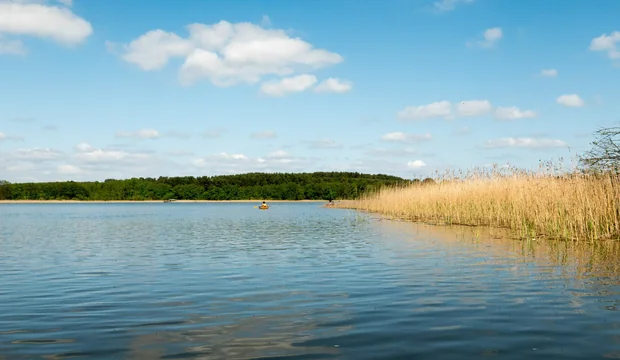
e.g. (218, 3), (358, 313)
(258, 205), (269, 210)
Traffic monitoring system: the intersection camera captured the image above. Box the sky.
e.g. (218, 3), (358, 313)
(0, 0), (619, 182)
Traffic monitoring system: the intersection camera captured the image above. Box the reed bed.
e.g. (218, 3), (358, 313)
(339, 162), (620, 242)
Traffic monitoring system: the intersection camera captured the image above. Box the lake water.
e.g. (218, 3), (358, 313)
(1, 202), (619, 359)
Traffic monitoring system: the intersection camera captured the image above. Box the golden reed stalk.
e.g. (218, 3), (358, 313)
(338, 161), (620, 242)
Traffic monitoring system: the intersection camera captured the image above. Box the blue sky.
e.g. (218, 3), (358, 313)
(0, 0), (619, 182)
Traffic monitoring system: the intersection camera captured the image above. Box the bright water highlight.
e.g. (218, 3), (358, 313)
(0, 203), (619, 359)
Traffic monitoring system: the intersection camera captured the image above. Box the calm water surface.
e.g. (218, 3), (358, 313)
(0, 203), (619, 359)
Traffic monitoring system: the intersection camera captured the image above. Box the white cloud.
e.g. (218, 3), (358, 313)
(265, 150), (290, 159)
(250, 130), (277, 139)
(484, 28), (502, 44)
(0, 141), (183, 182)
(191, 149), (313, 174)
(73, 142), (154, 166)
(75, 142), (93, 152)
(197, 152), (249, 162)
(457, 100), (492, 116)
(112, 20), (343, 87)
(407, 160), (427, 169)
(557, 94), (585, 107)
(115, 129), (160, 139)
(494, 106), (536, 120)
(484, 137), (567, 149)
(397, 101), (452, 120)
(589, 31), (620, 60)
(115, 30), (194, 71)
(541, 69), (558, 77)
(259, 74), (317, 96)
(433, 0), (474, 12)
(14, 148), (63, 161)
(381, 132), (432, 143)
(468, 27), (502, 48)
(314, 78), (353, 93)
(0, 3), (92, 55)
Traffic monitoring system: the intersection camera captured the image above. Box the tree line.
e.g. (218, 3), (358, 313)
(0, 172), (414, 201)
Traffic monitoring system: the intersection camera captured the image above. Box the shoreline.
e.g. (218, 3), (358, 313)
(0, 199), (329, 204)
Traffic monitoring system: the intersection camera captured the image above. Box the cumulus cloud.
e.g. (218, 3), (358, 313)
(0, 2), (92, 55)
(0, 140), (189, 182)
(483, 28), (503, 45)
(191, 149), (314, 174)
(468, 27), (502, 48)
(483, 137), (567, 149)
(250, 130), (277, 139)
(115, 129), (161, 139)
(457, 100), (492, 117)
(557, 94), (585, 107)
(494, 106), (536, 120)
(407, 160), (427, 169)
(381, 132), (432, 143)
(110, 20), (343, 87)
(314, 78), (353, 93)
(433, 0), (474, 12)
(541, 69), (558, 77)
(14, 147), (63, 161)
(397, 101), (452, 120)
(259, 74), (317, 96)
(74, 142), (153, 164)
(589, 31), (620, 60)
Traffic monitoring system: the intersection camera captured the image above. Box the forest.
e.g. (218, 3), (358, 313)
(0, 172), (413, 201)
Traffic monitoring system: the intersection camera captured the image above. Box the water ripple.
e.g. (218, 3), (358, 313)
(1, 203), (619, 359)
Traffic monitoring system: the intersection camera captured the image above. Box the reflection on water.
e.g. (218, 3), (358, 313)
(0, 203), (619, 359)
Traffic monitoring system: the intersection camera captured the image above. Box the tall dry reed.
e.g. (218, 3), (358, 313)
(340, 162), (620, 242)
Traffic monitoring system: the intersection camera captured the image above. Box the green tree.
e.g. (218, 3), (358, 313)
(1, 172), (408, 201)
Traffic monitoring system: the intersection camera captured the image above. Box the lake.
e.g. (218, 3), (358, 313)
(0, 202), (619, 359)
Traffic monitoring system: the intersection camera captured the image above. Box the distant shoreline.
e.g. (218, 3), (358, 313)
(0, 200), (330, 204)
